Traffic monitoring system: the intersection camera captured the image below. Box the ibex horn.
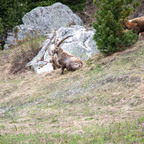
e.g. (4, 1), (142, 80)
(57, 35), (73, 47)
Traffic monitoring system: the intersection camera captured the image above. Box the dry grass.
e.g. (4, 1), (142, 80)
(0, 40), (144, 143)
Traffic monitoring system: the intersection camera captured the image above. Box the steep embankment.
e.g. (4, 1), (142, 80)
(0, 39), (144, 143)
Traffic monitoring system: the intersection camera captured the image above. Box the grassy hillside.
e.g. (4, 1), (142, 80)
(0, 40), (144, 143)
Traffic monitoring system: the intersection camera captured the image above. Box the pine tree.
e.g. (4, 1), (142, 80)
(57, 0), (86, 11)
(93, 0), (141, 55)
(0, 0), (27, 36)
(0, 18), (4, 37)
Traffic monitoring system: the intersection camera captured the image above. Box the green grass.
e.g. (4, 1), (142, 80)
(0, 118), (143, 143)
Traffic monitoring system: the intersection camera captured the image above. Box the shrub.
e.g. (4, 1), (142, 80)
(56, 0), (86, 11)
(0, 17), (4, 37)
(24, 0), (56, 13)
(93, 0), (141, 55)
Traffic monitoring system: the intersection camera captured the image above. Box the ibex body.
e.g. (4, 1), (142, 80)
(53, 36), (83, 74)
(49, 56), (61, 70)
(124, 16), (144, 34)
(46, 32), (61, 70)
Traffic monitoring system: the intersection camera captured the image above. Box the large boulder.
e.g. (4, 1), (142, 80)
(5, 2), (83, 48)
(26, 25), (99, 74)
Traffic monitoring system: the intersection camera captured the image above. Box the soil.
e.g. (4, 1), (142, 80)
(77, 0), (97, 25)
(77, 0), (96, 25)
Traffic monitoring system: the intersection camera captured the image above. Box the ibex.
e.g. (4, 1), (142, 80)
(124, 16), (144, 34)
(52, 35), (83, 74)
(49, 56), (61, 70)
(46, 32), (61, 70)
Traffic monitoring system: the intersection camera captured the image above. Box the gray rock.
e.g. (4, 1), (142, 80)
(22, 3), (83, 33)
(26, 25), (99, 74)
(6, 25), (37, 46)
(5, 3), (83, 47)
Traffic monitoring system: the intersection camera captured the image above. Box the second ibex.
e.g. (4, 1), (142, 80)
(52, 35), (83, 74)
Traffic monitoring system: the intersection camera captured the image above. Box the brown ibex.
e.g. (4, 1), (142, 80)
(49, 56), (61, 70)
(124, 16), (144, 34)
(52, 35), (83, 74)
(46, 32), (61, 70)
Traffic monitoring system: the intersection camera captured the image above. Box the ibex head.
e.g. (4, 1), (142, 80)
(52, 35), (72, 55)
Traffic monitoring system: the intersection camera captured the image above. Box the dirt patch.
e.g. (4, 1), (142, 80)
(77, 0), (96, 25)
(131, 0), (144, 18)
(10, 47), (40, 74)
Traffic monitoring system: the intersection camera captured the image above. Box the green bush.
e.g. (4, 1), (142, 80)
(0, 0), (27, 36)
(24, 0), (56, 13)
(0, 17), (4, 37)
(93, 0), (141, 55)
(56, 0), (86, 11)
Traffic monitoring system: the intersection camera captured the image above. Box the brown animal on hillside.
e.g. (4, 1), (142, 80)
(46, 32), (61, 70)
(52, 35), (83, 74)
(49, 56), (61, 70)
(124, 16), (144, 34)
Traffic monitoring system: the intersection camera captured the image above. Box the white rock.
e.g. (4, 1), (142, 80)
(26, 25), (99, 74)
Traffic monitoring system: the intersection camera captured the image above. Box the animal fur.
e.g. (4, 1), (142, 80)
(52, 36), (83, 74)
(46, 32), (61, 70)
(49, 56), (61, 70)
(124, 16), (144, 34)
